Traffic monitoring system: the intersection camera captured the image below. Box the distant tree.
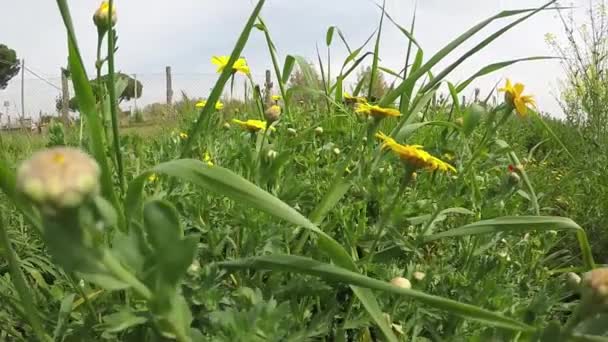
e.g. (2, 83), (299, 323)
(353, 66), (389, 102)
(288, 61), (324, 104)
(0, 44), (20, 90)
(60, 73), (143, 111)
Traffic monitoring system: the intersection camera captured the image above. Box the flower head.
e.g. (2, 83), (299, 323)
(343, 92), (367, 105)
(16, 147), (100, 210)
(147, 173), (158, 183)
(265, 105), (282, 123)
(390, 277), (412, 289)
(179, 132), (188, 140)
(195, 99), (224, 110)
(498, 79), (536, 117)
(376, 132), (456, 173)
(581, 268), (608, 311)
(232, 119), (274, 133)
(203, 151), (214, 166)
(93, 1), (117, 32)
(211, 56), (250, 75)
(271, 95), (282, 102)
(355, 103), (401, 119)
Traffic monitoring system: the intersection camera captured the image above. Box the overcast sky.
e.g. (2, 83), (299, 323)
(0, 0), (583, 119)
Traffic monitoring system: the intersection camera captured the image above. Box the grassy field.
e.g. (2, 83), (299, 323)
(1, 0), (608, 341)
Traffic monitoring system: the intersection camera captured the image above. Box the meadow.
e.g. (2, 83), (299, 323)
(1, 0), (608, 341)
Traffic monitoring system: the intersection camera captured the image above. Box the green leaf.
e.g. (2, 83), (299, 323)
(463, 104), (485, 136)
(326, 26), (336, 46)
(218, 255), (535, 333)
(55, 1), (123, 227)
(102, 309), (148, 334)
(456, 56), (557, 93)
(396, 120), (460, 141)
(381, 2), (557, 106)
(53, 294), (75, 341)
(126, 159), (396, 341)
(183, 0), (266, 156)
(367, 0), (386, 101)
(281, 55), (296, 85)
(423, 216), (595, 270)
(79, 273), (130, 290)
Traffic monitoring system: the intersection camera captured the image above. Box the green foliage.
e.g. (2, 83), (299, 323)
(0, 44), (20, 90)
(1, 1), (607, 341)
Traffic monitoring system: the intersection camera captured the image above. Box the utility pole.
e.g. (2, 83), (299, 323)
(165, 66), (173, 107)
(61, 68), (70, 124)
(263, 69), (273, 107)
(20, 59), (25, 124)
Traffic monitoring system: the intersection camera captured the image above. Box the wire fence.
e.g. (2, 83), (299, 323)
(0, 67), (267, 128)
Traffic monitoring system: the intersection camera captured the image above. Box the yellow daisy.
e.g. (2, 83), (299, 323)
(203, 151), (214, 166)
(179, 132), (188, 140)
(232, 119), (275, 133)
(498, 79), (536, 117)
(375, 132), (455, 173)
(343, 92), (367, 105)
(271, 95), (282, 101)
(147, 173), (158, 183)
(195, 99), (224, 110)
(355, 103), (401, 119)
(211, 56), (250, 75)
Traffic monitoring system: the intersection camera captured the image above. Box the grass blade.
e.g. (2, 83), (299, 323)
(218, 254), (536, 333)
(423, 216), (595, 270)
(367, 0), (386, 101)
(181, 0), (266, 156)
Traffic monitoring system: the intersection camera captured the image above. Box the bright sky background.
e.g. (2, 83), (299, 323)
(0, 0), (583, 120)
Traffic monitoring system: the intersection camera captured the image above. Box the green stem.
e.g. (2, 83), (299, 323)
(106, 0), (125, 194)
(364, 169), (413, 266)
(259, 19), (290, 119)
(0, 214), (51, 342)
(67, 273), (98, 322)
(101, 251), (152, 300)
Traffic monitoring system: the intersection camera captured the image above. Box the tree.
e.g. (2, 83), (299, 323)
(353, 66), (389, 102)
(59, 73), (143, 111)
(0, 44), (20, 90)
(548, 2), (608, 142)
(287, 61), (324, 104)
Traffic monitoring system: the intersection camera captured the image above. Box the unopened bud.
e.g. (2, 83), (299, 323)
(267, 149), (278, 160)
(265, 105), (282, 123)
(93, 1), (117, 33)
(566, 272), (582, 291)
(412, 271), (426, 281)
(455, 117), (464, 126)
(223, 122), (231, 129)
(390, 277), (411, 289)
(508, 172), (520, 185)
(314, 126), (324, 135)
(17, 147), (100, 211)
(287, 128), (297, 136)
(333, 147), (341, 155)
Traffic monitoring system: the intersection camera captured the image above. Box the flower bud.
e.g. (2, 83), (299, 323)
(566, 272), (582, 291)
(223, 122), (231, 129)
(265, 105), (282, 123)
(333, 148), (341, 155)
(16, 147), (100, 211)
(390, 277), (411, 289)
(412, 271), (426, 281)
(93, 1), (117, 33)
(267, 149), (278, 160)
(287, 128), (297, 136)
(314, 126), (324, 135)
(508, 171), (520, 185)
(581, 268), (608, 313)
(455, 117), (464, 126)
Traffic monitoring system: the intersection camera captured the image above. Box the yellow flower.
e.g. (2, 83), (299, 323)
(343, 92), (367, 104)
(232, 119), (275, 133)
(179, 132), (188, 140)
(211, 56), (250, 75)
(375, 132), (456, 173)
(195, 100), (224, 110)
(203, 152), (213, 166)
(93, 1), (117, 31)
(498, 79), (536, 117)
(355, 103), (401, 119)
(271, 95), (282, 101)
(148, 173), (158, 183)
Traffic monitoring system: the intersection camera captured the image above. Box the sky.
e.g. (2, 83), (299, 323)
(0, 0), (582, 121)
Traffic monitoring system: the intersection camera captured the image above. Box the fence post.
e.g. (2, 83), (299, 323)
(20, 59), (25, 126)
(61, 68), (70, 124)
(263, 69), (273, 107)
(166, 66), (173, 106)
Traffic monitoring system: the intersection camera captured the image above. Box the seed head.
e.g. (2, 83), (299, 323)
(390, 277), (411, 289)
(581, 268), (608, 308)
(265, 105), (282, 123)
(17, 147), (100, 210)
